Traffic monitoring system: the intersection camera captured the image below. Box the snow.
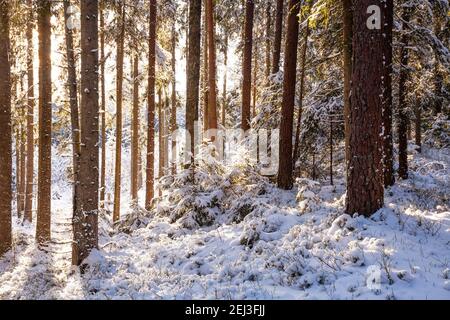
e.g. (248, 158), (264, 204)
(1, 145), (449, 300)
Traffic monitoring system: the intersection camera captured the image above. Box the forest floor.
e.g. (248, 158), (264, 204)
(0, 145), (449, 300)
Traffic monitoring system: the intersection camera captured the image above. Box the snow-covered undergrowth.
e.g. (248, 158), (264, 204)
(0, 145), (449, 300)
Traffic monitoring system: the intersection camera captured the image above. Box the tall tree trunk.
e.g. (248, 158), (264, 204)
(202, 0), (209, 133)
(241, 0), (254, 132)
(398, 5), (411, 180)
(433, 14), (442, 115)
(99, 1), (106, 209)
(272, 0), (284, 74)
(346, 0), (384, 216)
(15, 129), (20, 217)
(36, 0), (52, 245)
(145, 0), (156, 209)
(206, 0), (217, 134)
(277, 0), (300, 190)
(414, 104), (421, 153)
(185, 0), (201, 169)
(19, 113), (26, 216)
(170, 25), (177, 174)
(131, 54), (140, 203)
(72, 0), (99, 266)
(0, 0), (12, 257)
(24, 0), (35, 223)
(329, 112), (334, 186)
(293, 22), (310, 165)
(265, 2), (271, 79)
(382, 0), (395, 187)
(158, 87), (164, 182)
(113, 2), (125, 223)
(342, 0), (352, 165)
(63, 0), (82, 223)
(222, 33), (228, 157)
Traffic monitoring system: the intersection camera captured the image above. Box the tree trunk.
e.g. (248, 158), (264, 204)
(206, 0), (218, 134)
(272, 0), (284, 74)
(36, 0), (52, 245)
(158, 87), (164, 182)
(398, 5), (411, 180)
(145, 0), (157, 209)
(241, 0), (254, 132)
(277, 0), (301, 190)
(63, 0), (82, 224)
(0, 0), (12, 257)
(131, 54), (140, 203)
(185, 0), (202, 169)
(382, 0), (394, 187)
(222, 33), (228, 156)
(342, 0), (352, 165)
(15, 129), (20, 217)
(265, 2), (271, 79)
(202, 0), (209, 133)
(24, 0), (35, 223)
(113, 2), (125, 223)
(72, 0), (99, 267)
(329, 112), (334, 186)
(99, 1), (106, 209)
(433, 14), (442, 115)
(293, 22), (310, 166)
(170, 25), (177, 174)
(414, 104), (421, 153)
(19, 114), (26, 216)
(346, 0), (384, 216)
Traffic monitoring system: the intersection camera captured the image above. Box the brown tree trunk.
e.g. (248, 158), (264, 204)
(414, 105), (421, 153)
(186, 0), (202, 169)
(342, 0), (352, 165)
(272, 0), (284, 74)
(433, 14), (442, 115)
(24, 0), (35, 223)
(277, 0), (300, 190)
(0, 0), (12, 257)
(131, 54), (140, 203)
(170, 25), (177, 174)
(19, 114), (26, 216)
(158, 87), (164, 182)
(99, 1), (106, 209)
(265, 2), (271, 79)
(15, 129), (20, 217)
(36, 0), (52, 245)
(293, 22), (310, 165)
(241, 0), (254, 132)
(113, 2), (125, 222)
(222, 33), (228, 156)
(72, 0), (99, 266)
(63, 0), (82, 222)
(397, 5), (411, 180)
(346, 0), (384, 216)
(206, 0), (218, 134)
(202, 0), (209, 133)
(145, 0), (157, 209)
(382, 0), (395, 187)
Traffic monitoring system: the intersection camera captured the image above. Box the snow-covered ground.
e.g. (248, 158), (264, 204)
(0, 146), (449, 300)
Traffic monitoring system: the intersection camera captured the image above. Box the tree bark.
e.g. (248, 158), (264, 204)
(170, 25), (177, 174)
(241, 0), (254, 132)
(131, 54), (140, 202)
(202, 0), (209, 133)
(185, 0), (202, 169)
(342, 0), (352, 165)
(398, 4), (411, 180)
(206, 0), (218, 134)
(24, 0), (35, 223)
(113, 2), (125, 222)
(0, 0), (12, 257)
(63, 0), (82, 223)
(277, 0), (301, 190)
(272, 0), (284, 74)
(265, 2), (271, 79)
(145, 0), (157, 209)
(346, 0), (384, 216)
(382, 0), (395, 187)
(36, 0), (52, 245)
(99, 1), (106, 209)
(72, 0), (99, 267)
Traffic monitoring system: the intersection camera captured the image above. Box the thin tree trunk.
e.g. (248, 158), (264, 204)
(131, 54), (140, 203)
(346, 0), (384, 216)
(63, 0), (82, 223)
(206, 0), (217, 134)
(158, 87), (164, 182)
(272, 0), (284, 74)
(241, 0), (254, 132)
(0, 0), (12, 257)
(329, 112), (334, 186)
(398, 5), (411, 180)
(277, 0), (301, 190)
(222, 33), (228, 157)
(293, 22), (310, 165)
(265, 2), (271, 79)
(113, 2), (125, 222)
(382, 0), (394, 187)
(16, 129), (20, 217)
(414, 105), (421, 153)
(99, 1), (106, 209)
(170, 25), (177, 174)
(72, 0), (99, 267)
(433, 14), (442, 115)
(24, 0), (34, 223)
(36, 0), (52, 245)
(202, 0), (209, 133)
(145, 0), (157, 209)
(342, 0), (352, 165)
(19, 114), (26, 216)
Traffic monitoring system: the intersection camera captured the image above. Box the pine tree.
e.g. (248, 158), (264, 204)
(99, 0), (107, 209)
(241, 0), (254, 132)
(206, 0), (217, 134)
(131, 53), (140, 203)
(72, 0), (99, 266)
(342, 0), (352, 164)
